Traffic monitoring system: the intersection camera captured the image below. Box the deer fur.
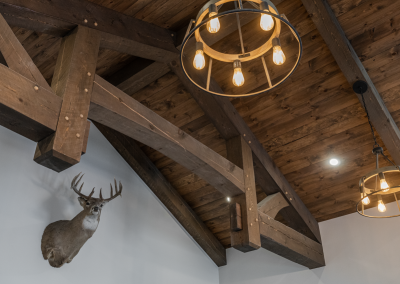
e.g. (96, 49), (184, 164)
(41, 174), (122, 268)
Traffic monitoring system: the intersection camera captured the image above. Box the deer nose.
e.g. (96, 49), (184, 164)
(93, 206), (99, 212)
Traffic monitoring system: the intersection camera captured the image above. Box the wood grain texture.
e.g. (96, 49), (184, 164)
(34, 25), (100, 172)
(89, 75), (245, 196)
(259, 211), (325, 269)
(169, 56), (322, 243)
(0, 63), (61, 141)
(94, 122), (227, 266)
(0, 13), (51, 91)
(257, 193), (290, 219)
(0, 0), (178, 62)
(227, 136), (261, 252)
(300, 0), (400, 165)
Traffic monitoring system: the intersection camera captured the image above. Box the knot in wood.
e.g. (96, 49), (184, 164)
(178, 129), (185, 137)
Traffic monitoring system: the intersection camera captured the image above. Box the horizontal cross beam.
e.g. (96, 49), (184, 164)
(0, 0), (178, 62)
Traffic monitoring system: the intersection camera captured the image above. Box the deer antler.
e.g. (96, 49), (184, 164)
(99, 178), (123, 202)
(71, 173), (95, 200)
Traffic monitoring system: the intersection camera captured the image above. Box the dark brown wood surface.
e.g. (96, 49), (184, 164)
(94, 122), (227, 266)
(0, 63), (61, 141)
(2, 0), (400, 249)
(34, 26), (100, 172)
(89, 75), (245, 196)
(227, 136), (261, 252)
(259, 211), (325, 269)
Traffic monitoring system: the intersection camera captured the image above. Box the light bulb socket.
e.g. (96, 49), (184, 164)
(377, 194), (383, 202)
(372, 146), (383, 155)
(196, 41), (204, 51)
(260, 1), (270, 11)
(209, 4), (218, 16)
(378, 172), (386, 181)
(272, 37), (281, 47)
(233, 60), (242, 69)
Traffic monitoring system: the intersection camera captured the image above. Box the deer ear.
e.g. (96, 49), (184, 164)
(78, 197), (86, 208)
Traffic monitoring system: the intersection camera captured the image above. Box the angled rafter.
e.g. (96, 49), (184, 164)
(0, 14), (51, 92)
(300, 0), (400, 165)
(89, 75), (245, 197)
(95, 122), (227, 266)
(0, 0), (178, 62)
(34, 25), (100, 172)
(258, 211), (325, 269)
(0, 63), (61, 141)
(168, 58), (322, 243)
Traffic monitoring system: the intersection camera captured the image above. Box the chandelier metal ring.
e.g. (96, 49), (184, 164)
(180, 0), (303, 97)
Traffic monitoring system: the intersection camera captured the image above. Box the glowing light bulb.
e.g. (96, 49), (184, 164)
(232, 60), (244, 87)
(193, 50), (205, 70)
(378, 200), (387, 212)
(379, 172), (389, 192)
(380, 179), (389, 192)
(227, 197), (231, 202)
(273, 45), (286, 65)
(207, 4), (220, 33)
(361, 193), (370, 205)
(330, 158), (339, 166)
(260, 14), (274, 31)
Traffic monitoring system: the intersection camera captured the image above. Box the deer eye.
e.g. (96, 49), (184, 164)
(100, 204), (103, 207)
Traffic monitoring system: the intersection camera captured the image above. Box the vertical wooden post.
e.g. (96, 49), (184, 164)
(227, 136), (261, 252)
(34, 26), (100, 172)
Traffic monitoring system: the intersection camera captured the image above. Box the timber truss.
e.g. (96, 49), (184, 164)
(4, 0), (394, 269)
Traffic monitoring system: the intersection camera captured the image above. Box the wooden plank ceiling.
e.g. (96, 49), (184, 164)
(9, 0), (400, 248)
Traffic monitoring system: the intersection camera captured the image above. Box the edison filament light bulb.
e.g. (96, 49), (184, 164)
(193, 42), (205, 70)
(361, 193), (370, 205)
(260, 2), (274, 31)
(207, 4), (220, 33)
(272, 38), (286, 65)
(379, 172), (389, 192)
(378, 200), (387, 213)
(232, 60), (245, 87)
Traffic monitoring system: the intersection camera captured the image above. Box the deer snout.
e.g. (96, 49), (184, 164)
(93, 206), (99, 212)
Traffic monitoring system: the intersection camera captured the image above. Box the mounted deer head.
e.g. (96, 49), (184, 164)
(41, 173), (123, 268)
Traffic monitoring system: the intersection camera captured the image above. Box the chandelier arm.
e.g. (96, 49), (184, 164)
(381, 152), (398, 168)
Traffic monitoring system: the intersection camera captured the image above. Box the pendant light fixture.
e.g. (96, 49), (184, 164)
(179, 0), (302, 97)
(354, 80), (400, 218)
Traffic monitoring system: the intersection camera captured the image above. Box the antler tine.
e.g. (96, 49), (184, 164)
(87, 188), (95, 199)
(79, 183), (84, 192)
(71, 173), (92, 200)
(103, 179), (123, 202)
(99, 188), (103, 200)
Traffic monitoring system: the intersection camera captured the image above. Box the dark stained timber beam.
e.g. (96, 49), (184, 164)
(0, 0), (178, 62)
(89, 75), (245, 197)
(0, 14), (51, 92)
(34, 25), (100, 172)
(94, 123), (227, 267)
(168, 58), (322, 244)
(258, 211), (325, 269)
(300, 0), (400, 165)
(0, 63), (61, 141)
(227, 136), (260, 252)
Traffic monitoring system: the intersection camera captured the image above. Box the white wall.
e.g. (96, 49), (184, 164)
(219, 202), (400, 284)
(0, 125), (219, 284)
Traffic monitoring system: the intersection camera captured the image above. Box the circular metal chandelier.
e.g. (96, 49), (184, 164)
(179, 0), (302, 97)
(354, 80), (400, 218)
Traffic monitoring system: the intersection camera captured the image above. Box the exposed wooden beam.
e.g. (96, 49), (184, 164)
(0, 14), (51, 92)
(227, 136), (260, 252)
(300, 0), (400, 164)
(111, 4), (261, 95)
(259, 211), (325, 269)
(168, 58), (322, 243)
(89, 75), (245, 197)
(94, 122), (227, 267)
(0, 0), (178, 62)
(34, 25), (100, 172)
(0, 50), (7, 66)
(0, 63), (61, 141)
(257, 192), (289, 219)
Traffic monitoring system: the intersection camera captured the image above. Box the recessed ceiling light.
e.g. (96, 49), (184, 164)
(330, 158), (339, 166)
(227, 197), (231, 202)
